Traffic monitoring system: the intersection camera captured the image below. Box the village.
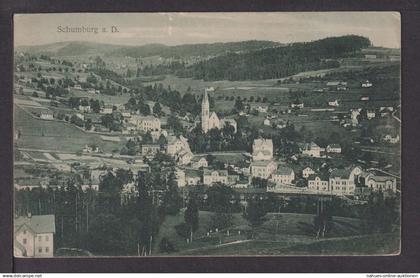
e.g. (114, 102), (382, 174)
(13, 36), (401, 257)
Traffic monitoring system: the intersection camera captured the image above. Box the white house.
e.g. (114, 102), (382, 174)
(270, 166), (295, 185)
(302, 167), (315, 178)
(301, 142), (322, 158)
(329, 167), (362, 195)
(307, 174), (329, 192)
(291, 101), (304, 109)
(250, 160), (277, 179)
(252, 138), (273, 161)
(78, 104), (91, 113)
(141, 144), (161, 158)
(328, 100), (339, 107)
(361, 80), (373, 88)
(364, 174), (397, 192)
(130, 116), (161, 132)
(14, 214), (55, 257)
(326, 144), (342, 154)
(101, 104), (114, 114)
(40, 111), (54, 120)
(191, 156), (208, 169)
(366, 110), (376, 120)
(203, 169), (228, 185)
(185, 169), (202, 185)
(264, 118), (271, 126)
(384, 134), (400, 144)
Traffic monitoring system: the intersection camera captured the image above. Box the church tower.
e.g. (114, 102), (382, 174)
(201, 89), (210, 133)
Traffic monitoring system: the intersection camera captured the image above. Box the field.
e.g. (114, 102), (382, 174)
(14, 104), (125, 153)
(151, 210), (385, 256)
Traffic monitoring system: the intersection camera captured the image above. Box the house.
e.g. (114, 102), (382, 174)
(40, 111), (53, 120)
(101, 104), (114, 114)
(326, 81), (347, 91)
(364, 174), (397, 192)
(307, 173), (330, 192)
(264, 118), (271, 126)
(191, 156), (208, 169)
(130, 116), (161, 132)
(366, 110), (376, 120)
(384, 134), (400, 144)
(328, 167), (362, 195)
(14, 214), (55, 257)
(252, 138), (273, 161)
(74, 84), (82, 90)
(300, 142), (322, 158)
(203, 169), (229, 185)
(302, 167), (315, 178)
(250, 160), (277, 179)
(177, 150), (193, 165)
(291, 100), (304, 109)
(361, 80), (373, 88)
(166, 135), (193, 166)
(174, 168), (186, 187)
(351, 109), (361, 126)
(75, 113), (84, 121)
(185, 169), (202, 185)
(328, 100), (339, 107)
(326, 144), (342, 154)
(270, 166), (295, 185)
(141, 144), (161, 158)
(78, 104), (91, 113)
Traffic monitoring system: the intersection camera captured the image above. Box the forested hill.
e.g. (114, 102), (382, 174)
(109, 40), (282, 58)
(16, 40), (282, 58)
(170, 35), (372, 81)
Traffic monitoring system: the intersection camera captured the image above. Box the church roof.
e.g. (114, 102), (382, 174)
(202, 90), (209, 104)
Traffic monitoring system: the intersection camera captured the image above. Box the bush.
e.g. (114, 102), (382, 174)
(174, 222), (190, 239)
(159, 237), (177, 253)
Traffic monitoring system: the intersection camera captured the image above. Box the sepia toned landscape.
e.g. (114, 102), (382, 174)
(13, 13), (400, 257)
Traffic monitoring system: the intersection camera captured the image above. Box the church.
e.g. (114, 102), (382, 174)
(201, 89), (237, 133)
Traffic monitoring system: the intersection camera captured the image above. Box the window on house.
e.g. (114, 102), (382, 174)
(23, 230), (26, 235)
(45, 235), (49, 241)
(38, 247), (42, 253)
(45, 247), (49, 253)
(23, 238), (27, 244)
(38, 236), (42, 242)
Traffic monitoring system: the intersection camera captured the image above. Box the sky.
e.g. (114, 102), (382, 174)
(14, 12), (401, 48)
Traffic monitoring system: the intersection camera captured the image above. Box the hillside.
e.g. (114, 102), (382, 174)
(16, 40), (282, 59)
(173, 35), (372, 81)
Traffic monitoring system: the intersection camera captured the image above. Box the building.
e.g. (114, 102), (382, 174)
(166, 135), (193, 165)
(350, 109), (361, 126)
(291, 101), (304, 109)
(203, 169), (228, 185)
(14, 214), (55, 257)
(141, 144), (161, 158)
(40, 111), (53, 120)
(328, 100), (339, 107)
(101, 104), (114, 114)
(366, 110), (376, 120)
(250, 160), (277, 179)
(361, 80), (373, 88)
(264, 118), (271, 126)
(300, 142), (322, 158)
(201, 89), (237, 133)
(185, 169), (202, 185)
(384, 134), (400, 144)
(307, 173), (330, 192)
(329, 167), (362, 195)
(252, 138), (273, 161)
(326, 144), (342, 154)
(191, 156), (208, 169)
(130, 116), (161, 132)
(302, 167), (315, 178)
(78, 104), (91, 113)
(364, 174), (397, 192)
(270, 166), (295, 185)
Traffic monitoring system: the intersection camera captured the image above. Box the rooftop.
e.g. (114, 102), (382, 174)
(14, 214), (56, 234)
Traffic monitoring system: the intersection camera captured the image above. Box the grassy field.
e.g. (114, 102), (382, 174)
(14, 104), (125, 153)
(154, 210), (367, 256)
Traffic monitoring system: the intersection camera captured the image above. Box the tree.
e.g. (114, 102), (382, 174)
(160, 172), (182, 215)
(153, 102), (162, 116)
(159, 237), (176, 253)
(234, 98), (244, 112)
(184, 196), (199, 242)
(85, 118), (92, 130)
(243, 196), (267, 238)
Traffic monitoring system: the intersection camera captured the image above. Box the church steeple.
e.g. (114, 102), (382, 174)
(201, 89), (210, 133)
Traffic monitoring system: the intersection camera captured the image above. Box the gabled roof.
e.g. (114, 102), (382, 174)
(327, 144), (341, 148)
(308, 172), (330, 181)
(330, 168), (352, 179)
(368, 175), (395, 183)
(274, 166), (294, 176)
(251, 160), (276, 167)
(203, 169), (228, 176)
(14, 215), (55, 234)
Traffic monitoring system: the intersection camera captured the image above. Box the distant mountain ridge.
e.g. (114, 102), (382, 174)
(16, 40), (283, 59)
